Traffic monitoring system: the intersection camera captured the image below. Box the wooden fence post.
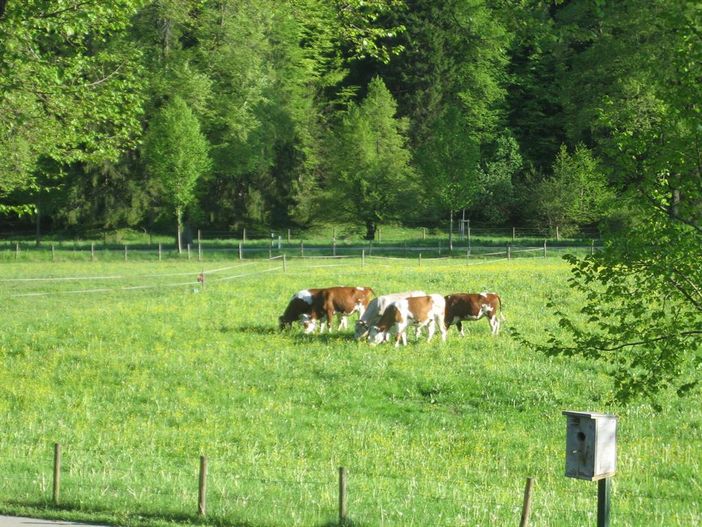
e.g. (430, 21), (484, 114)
(124, 244), (128, 262)
(158, 243), (162, 261)
(332, 240), (336, 257)
(507, 245), (511, 260)
(362, 249), (365, 267)
(239, 241), (243, 260)
(243, 228), (247, 242)
(283, 253), (287, 272)
(300, 240), (304, 257)
(187, 244), (191, 260)
(269, 240), (272, 259)
(519, 477), (534, 527)
(51, 244), (55, 262)
(198, 455), (207, 516)
(422, 227), (426, 240)
(543, 240), (547, 258)
(198, 230), (202, 261)
(15, 242), (19, 259)
(513, 226), (516, 240)
(556, 225), (560, 241)
(91, 243), (95, 261)
(53, 443), (61, 506)
(287, 228), (291, 242)
(338, 467), (348, 525)
(418, 253), (422, 267)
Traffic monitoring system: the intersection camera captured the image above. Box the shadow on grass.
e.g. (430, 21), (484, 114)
(1, 499), (258, 527)
(236, 324), (280, 335)
(291, 332), (357, 345)
(318, 519), (366, 527)
(1, 500), (368, 527)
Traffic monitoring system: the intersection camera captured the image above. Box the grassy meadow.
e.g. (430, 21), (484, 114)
(0, 255), (700, 526)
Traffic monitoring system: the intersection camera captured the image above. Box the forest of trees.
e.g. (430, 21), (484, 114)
(3, 0), (697, 240)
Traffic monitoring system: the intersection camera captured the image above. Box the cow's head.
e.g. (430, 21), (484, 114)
(367, 325), (386, 345)
(300, 314), (317, 334)
(354, 319), (370, 340)
(278, 315), (289, 330)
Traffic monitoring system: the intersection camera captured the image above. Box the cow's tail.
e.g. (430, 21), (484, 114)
(497, 295), (506, 322)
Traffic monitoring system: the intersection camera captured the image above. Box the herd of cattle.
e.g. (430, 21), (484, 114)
(278, 286), (503, 346)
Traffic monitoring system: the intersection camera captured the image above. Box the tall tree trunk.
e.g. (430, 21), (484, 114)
(35, 201), (41, 247)
(176, 207), (183, 254)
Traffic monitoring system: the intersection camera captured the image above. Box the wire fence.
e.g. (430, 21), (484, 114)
(1, 443), (699, 527)
(0, 238), (603, 263)
(0, 248), (584, 300)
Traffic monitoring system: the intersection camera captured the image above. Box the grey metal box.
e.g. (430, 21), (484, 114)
(563, 411), (617, 480)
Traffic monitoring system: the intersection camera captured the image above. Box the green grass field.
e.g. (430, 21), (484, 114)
(0, 256), (699, 526)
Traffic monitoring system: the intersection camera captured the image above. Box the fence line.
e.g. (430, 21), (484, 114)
(7, 264), (283, 298)
(0, 242), (604, 261)
(1, 253), (538, 298)
(3, 443), (698, 526)
(0, 263), (247, 283)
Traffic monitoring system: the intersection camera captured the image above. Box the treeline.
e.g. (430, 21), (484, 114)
(0, 0), (698, 241)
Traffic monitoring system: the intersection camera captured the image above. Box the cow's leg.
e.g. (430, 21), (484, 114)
(338, 315), (348, 331)
(490, 315), (500, 335)
(426, 319), (436, 342)
(456, 319), (465, 337)
(400, 329), (408, 346)
(325, 306), (335, 333)
(436, 313), (447, 342)
(395, 322), (408, 347)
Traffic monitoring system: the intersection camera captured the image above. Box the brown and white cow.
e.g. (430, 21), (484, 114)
(368, 294), (447, 346)
(354, 291), (427, 340)
(444, 292), (503, 336)
(279, 286), (374, 333)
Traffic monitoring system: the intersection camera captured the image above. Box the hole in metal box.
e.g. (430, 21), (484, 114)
(577, 431), (586, 441)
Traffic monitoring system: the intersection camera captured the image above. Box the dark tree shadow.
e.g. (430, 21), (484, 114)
(2, 500), (258, 527)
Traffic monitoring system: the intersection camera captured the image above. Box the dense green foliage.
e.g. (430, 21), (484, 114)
(0, 258), (700, 526)
(1, 0), (696, 235)
(519, 0), (702, 404)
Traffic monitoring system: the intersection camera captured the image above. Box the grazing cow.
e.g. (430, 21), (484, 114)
(368, 294), (447, 346)
(354, 291), (427, 340)
(444, 292), (503, 336)
(279, 286), (374, 333)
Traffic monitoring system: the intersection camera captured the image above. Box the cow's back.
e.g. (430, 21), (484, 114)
(355, 291), (426, 339)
